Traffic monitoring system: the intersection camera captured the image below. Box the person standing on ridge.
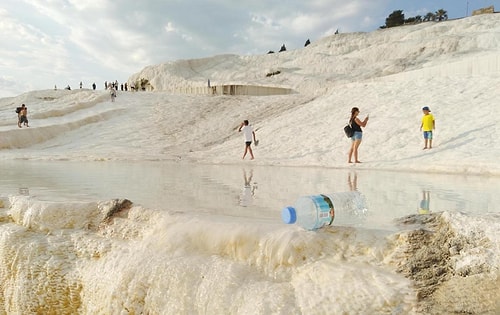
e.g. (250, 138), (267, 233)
(348, 107), (369, 163)
(16, 104), (24, 127)
(238, 120), (257, 160)
(420, 106), (435, 149)
(19, 104), (29, 127)
(109, 86), (116, 102)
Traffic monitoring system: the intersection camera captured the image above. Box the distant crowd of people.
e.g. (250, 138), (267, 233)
(104, 80), (133, 92)
(17, 79), (140, 127)
(54, 80), (136, 92)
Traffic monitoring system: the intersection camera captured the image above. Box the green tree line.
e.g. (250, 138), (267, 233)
(381, 9), (448, 29)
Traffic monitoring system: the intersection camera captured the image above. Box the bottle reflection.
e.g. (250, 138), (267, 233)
(239, 169), (257, 207)
(419, 190), (431, 214)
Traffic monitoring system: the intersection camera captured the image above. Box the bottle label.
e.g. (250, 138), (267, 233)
(311, 194), (335, 228)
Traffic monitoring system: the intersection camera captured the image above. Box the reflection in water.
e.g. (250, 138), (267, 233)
(419, 190), (431, 214)
(239, 169), (257, 207)
(345, 172), (368, 222)
(348, 172), (357, 191)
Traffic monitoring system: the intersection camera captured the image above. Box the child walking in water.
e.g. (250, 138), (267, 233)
(420, 106), (435, 149)
(238, 120), (256, 160)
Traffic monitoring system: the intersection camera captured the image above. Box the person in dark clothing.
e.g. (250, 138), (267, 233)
(17, 104), (29, 127)
(348, 107), (369, 163)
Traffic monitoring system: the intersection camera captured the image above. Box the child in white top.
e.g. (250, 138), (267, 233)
(238, 120), (256, 160)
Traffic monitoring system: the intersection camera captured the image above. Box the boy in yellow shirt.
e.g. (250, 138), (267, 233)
(420, 106), (435, 149)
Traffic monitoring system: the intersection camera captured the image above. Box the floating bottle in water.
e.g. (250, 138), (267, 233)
(281, 191), (368, 230)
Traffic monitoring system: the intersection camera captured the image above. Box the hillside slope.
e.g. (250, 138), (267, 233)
(129, 14), (500, 94)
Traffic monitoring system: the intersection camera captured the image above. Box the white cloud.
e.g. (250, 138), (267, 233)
(164, 22), (177, 33)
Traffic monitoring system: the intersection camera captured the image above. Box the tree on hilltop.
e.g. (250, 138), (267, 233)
(380, 9), (447, 29)
(435, 9), (448, 21)
(384, 10), (405, 28)
(405, 17), (416, 24)
(423, 12), (436, 22)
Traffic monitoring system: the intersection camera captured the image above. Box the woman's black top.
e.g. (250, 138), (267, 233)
(350, 118), (362, 132)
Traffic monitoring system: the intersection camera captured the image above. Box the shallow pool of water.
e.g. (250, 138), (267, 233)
(1, 160), (499, 231)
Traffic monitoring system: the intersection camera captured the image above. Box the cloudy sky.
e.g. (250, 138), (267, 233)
(0, 0), (498, 97)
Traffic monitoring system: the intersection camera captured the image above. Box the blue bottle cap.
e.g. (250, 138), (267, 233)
(281, 206), (297, 224)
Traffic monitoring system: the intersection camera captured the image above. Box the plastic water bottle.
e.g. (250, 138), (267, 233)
(281, 191), (368, 230)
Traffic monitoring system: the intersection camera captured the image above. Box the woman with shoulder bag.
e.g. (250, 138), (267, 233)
(348, 107), (369, 163)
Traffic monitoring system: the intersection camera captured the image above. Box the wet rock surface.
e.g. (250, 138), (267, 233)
(389, 212), (500, 314)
